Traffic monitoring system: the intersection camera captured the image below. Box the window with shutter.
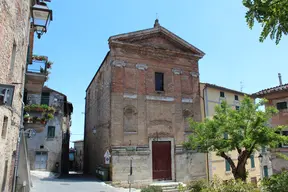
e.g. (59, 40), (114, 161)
(47, 126), (55, 138)
(250, 155), (255, 168)
(225, 160), (231, 172)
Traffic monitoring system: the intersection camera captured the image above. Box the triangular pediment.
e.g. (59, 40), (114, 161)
(109, 26), (205, 57)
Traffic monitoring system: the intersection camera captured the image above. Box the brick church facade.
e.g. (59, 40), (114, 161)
(84, 20), (207, 186)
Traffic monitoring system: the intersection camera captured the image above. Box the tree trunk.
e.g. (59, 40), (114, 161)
(233, 160), (247, 182)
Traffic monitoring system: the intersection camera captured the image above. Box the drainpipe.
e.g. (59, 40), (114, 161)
(200, 84), (209, 183)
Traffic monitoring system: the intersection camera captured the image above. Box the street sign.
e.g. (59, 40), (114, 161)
(104, 150), (111, 164)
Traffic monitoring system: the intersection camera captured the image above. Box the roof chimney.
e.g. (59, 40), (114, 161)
(278, 73), (283, 85)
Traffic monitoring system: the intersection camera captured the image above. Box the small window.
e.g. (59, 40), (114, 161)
(47, 126), (55, 138)
(155, 72), (164, 91)
(261, 146), (266, 153)
(40, 145), (44, 149)
(250, 155), (255, 168)
(225, 160), (231, 171)
(223, 132), (228, 139)
(234, 95), (239, 101)
(276, 102), (287, 110)
(220, 91), (225, 98)
(9, 43), (17, 79)
(1, 116), (8, 138)
(41, 92), (50, 105)
(251, 177), (257, 186)
(236, 106), (240, 110)
(263, 166), (269, 177)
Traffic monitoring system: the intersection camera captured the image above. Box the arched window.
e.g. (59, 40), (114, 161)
(124, 105), (137, 133)
(183, 109), (193, 131)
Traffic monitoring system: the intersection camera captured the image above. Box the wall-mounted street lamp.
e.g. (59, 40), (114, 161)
(31, 2), (53, 39)
(258, 154), (263, 163)
(92, 126), (96, 135)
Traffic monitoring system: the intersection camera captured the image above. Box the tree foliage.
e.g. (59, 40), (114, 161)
(243, 0), (288, 44)
(261, 171), (288, 192)
(184, 96), (288, 181)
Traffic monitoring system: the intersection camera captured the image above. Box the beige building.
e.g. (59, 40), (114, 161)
(73, 140), (84, 172)
(84, 20), (207, 187)
(200, 83), (262, 183)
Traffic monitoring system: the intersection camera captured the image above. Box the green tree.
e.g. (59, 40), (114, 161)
(243, 0), (288, 44)
(261, 171), (288, 192)
(184, 96), (287, 181)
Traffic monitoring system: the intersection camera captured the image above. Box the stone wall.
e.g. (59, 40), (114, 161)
(84, 54), (112, 174)
(0, 0), (31, 190)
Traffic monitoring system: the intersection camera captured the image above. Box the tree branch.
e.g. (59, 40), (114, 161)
(236, 146), (242, 154)
(220, 152), (236, 170)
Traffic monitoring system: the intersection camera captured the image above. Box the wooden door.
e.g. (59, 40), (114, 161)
(35, 152), (48, 170)
(152, 141), (172, 180)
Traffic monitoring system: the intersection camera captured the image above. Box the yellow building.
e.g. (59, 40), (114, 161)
(200, 83), (261, 184)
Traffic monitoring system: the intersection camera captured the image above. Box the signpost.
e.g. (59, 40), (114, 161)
(104, 150), (111, 165)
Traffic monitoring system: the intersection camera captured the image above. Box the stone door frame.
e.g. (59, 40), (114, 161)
(149, 137), (175, 181)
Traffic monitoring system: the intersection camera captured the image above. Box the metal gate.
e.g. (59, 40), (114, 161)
(152, 141), (172, 180)
(35, 152), (48, 170)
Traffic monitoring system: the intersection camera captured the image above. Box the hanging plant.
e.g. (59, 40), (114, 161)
(32, 55), (48, 62)
(46, 61), (53, 69)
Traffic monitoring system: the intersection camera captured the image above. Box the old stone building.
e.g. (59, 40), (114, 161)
(26, 87), (73, 173)
(0, 0), (31, 191)
(84, 20), (207, 186)
(1, 0), (54, 191)
(252, 73), (288, 174)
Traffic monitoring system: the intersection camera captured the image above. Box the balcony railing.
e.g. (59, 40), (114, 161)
(27, 59), (47, 75)
(25, 94), (64, 110)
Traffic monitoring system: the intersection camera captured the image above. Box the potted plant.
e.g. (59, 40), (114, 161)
(32, 116), (38, 123)
(40, 117), (46, 125)
(23, 114), (29, 122)
(47, 61), (53, 69)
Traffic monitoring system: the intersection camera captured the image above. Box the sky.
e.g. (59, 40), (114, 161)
(33, 1), (288, 147)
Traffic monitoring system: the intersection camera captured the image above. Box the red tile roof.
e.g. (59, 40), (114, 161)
(252, 83), (288, 97)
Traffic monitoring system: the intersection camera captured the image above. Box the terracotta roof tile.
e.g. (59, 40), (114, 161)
(252, 83), (288, 97)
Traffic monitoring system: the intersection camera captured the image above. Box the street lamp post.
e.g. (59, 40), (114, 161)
(31, 2), (53, 39)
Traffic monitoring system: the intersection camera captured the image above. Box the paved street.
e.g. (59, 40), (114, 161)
(30, 173), (140, 192)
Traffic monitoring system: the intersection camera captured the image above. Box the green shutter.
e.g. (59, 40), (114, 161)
(264, 166), (269, 177)
(225, 160), (231, 171)
(47, 126), (55, 138)
(250, 155), (255, 168)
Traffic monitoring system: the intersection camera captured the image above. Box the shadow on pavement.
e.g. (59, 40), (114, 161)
(40, 173), (102, 183)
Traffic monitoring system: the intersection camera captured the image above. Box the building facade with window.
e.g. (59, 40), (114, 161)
(26, 87), (73, 173)
(200, 83), (262, 183)
(0, 0), (33, 191)
(84, 20), (207, 186)
(252, 73), (288, 174)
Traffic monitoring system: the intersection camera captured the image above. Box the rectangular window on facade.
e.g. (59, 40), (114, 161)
(0, 84), (15, 106)
(220, 91), (225, 98)
(41, 92), (50, 105)
(47, 126), (55, 138)
(250, 155), (255, 168)
(155, 72), (164, 91)
(225, 160), (231, 171)
(251, 177), (257, 186)
(9, 43), (17, 79)
(234, 95), (239, 100)
(264, 165), (269, 177)
(1, 160), (8, 192)
(236, 106), (240, 110)
(224, 132), (228, 139)
(1, 116), (8, 138)
(262, 146), (266, 153)
(276, 102), (287, 110)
